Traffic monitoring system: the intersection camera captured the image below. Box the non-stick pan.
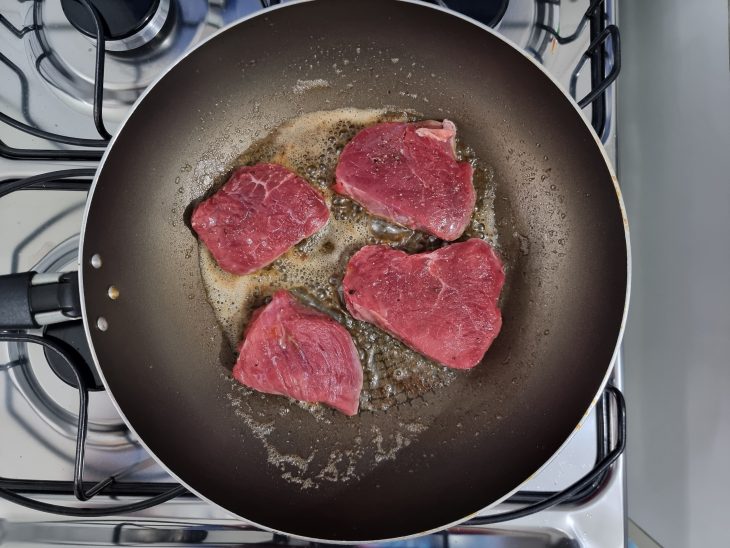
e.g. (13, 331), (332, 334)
(77, 0), (629, 542)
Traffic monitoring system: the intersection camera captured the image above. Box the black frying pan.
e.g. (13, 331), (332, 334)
(78, 0), (629, 542)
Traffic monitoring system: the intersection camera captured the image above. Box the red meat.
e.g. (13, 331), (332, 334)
(333, 120), (475, 241)
(342, 239), (504, 369)
(191, 164), (329, 275)
(233, 290), (363, 415)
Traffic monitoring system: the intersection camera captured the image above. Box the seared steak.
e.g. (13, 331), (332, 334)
(342, 239), (504, 369)
(233, 290), (363, 415)
(192, 164), (329, 275)
(333, 120), (475, 240)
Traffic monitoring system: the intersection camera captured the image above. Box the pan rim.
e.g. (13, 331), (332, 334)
(78, 0), (632, 543)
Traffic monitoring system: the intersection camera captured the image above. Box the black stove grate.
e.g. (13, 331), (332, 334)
(0, 1), (108, 160)
(537, 0), (621, 140)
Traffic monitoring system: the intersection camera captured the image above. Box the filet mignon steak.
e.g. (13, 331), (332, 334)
(342, 239), (505, 369)
(192, 163), (329, 275)
(233, 290), (363, 415)
(333, 120), (475, 240)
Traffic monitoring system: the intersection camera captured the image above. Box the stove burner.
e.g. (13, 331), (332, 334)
(5, 236), (130, 445)
(44, 321), (103, 391)
(438, 0), (510, 28)
(61, 0), (171, 52)
(27, 0), (232, 115)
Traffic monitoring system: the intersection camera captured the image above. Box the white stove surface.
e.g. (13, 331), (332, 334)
(0, 1), (623, 546)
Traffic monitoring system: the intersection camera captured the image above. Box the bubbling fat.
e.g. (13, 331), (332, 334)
(197, 108), (498, 412)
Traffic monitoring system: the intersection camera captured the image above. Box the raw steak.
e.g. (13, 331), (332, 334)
(342, 239), (504, 369)
(191, 164), (329, 275)
(233, 290), (363, 415)
(333, 120), (475, 240)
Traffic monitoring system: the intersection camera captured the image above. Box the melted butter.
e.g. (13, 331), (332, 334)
(196, 108), (498, 412)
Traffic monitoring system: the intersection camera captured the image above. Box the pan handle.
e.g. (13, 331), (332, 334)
(0, 271), (81, 329)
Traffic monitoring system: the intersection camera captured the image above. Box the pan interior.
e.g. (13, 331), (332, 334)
(80, 0), (627, 541)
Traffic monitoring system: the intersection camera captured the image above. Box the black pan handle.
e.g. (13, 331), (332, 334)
(0, 271), (81, 329)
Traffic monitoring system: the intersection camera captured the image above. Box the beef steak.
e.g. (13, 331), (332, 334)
(192, 163), (329, 275)
(333, 120), (475, 240)
(342, 239), (504, 369)
(233, 290), (363, 415)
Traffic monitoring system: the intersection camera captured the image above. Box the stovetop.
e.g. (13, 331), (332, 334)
(0, 1), (624, 546)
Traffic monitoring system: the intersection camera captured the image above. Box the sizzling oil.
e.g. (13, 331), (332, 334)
(197, 108), (498, 413)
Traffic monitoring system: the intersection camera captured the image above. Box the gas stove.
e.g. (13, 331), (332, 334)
(0, 1), (624, 546)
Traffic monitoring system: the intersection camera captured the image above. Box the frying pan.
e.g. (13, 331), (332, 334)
(77, 0), (629, 542)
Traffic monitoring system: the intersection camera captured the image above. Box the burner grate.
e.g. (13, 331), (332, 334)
(0, 170), (187, 516)
(537, 0), (620, 140)
(0, 1), (108, 160)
